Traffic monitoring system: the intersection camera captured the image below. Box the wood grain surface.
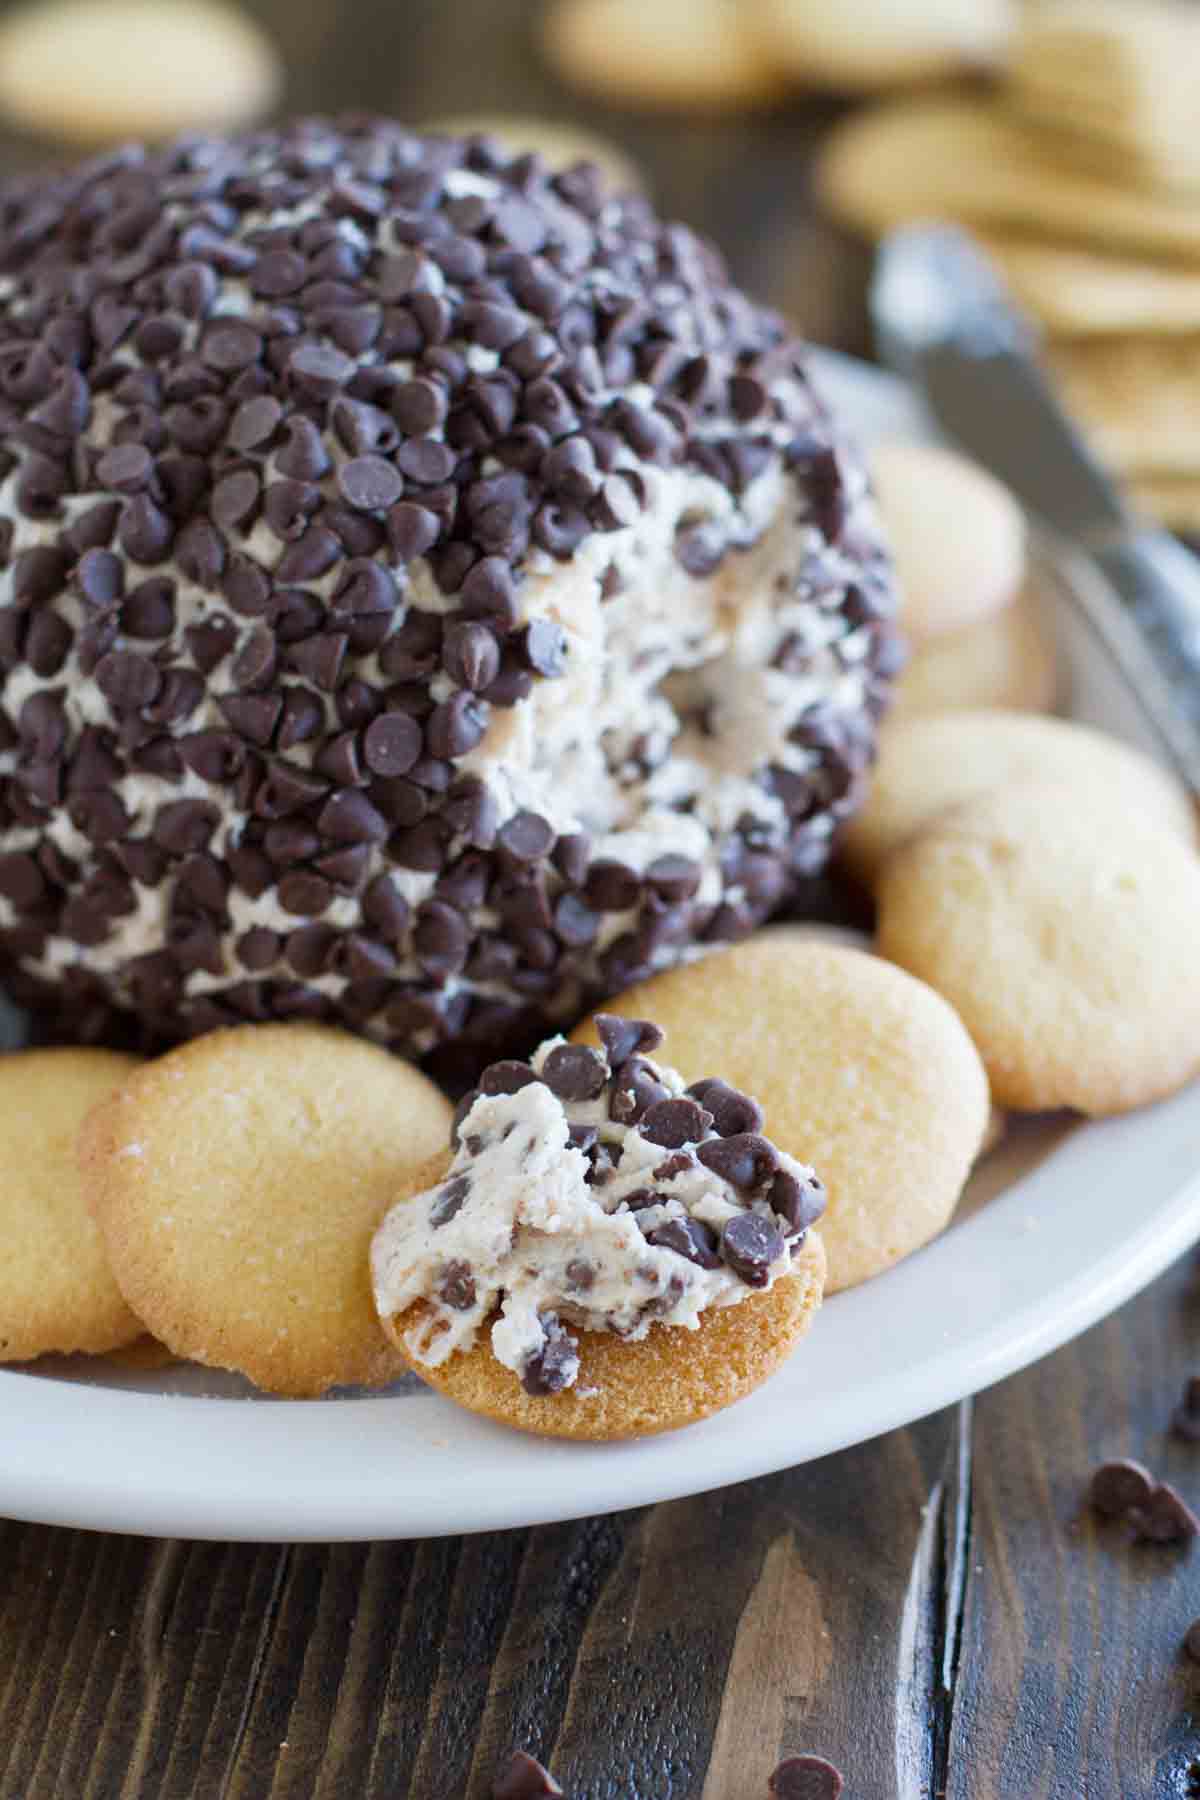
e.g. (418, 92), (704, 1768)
(0, 0), (1198, 1795)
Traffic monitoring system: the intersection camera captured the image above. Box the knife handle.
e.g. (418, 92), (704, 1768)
(1086, 529), (1200, 791)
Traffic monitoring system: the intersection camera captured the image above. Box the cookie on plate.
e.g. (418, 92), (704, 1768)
(373, 1021), (828, 1438)
(891, 588), (1058, 719)
(540, 0), (786, 111)
(841, 709), (1195, 884)
(0, 1048), (142, 1361)
(816, 96), (1200, 260)
(81, 1024), (454, 1396)
(877, 782), (1200, 1113)
(755, 0), (1014, 91)
(572, 937), (990, 1292)
(871, 442), (1027, 645)
(0, 0), (281, 143)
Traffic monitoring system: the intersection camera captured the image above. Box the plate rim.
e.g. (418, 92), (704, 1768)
(3, 348), (1197, 1542)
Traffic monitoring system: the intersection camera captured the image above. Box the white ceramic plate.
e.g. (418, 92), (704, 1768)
(3, 352), (1198, 1543)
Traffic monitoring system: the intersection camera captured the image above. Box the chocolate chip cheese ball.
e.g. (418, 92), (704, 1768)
(0, 118), (896, 1065)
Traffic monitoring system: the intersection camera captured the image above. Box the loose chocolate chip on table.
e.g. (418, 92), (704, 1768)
(540, 1043), (607, 1103)
(769, 1754), (844, 1800)
(492, 1748), (563, 1799)
(722, 1212), (786, 1287)
(1172, 1376), (1200, 1441)
(1089, 1459), (1156, 1519)
(646, 1216), (722, 1270)
(1130, 1483), (1200, 1545)
(639, 1096), (714, 1150)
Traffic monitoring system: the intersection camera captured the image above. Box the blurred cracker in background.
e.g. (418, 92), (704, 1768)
(0, 0), (281, 144)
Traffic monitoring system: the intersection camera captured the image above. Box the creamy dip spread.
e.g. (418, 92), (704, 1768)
(370, 1013), (825, 1394)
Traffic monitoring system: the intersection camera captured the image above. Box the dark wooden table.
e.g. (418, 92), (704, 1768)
(2, 2), (1200, 1795)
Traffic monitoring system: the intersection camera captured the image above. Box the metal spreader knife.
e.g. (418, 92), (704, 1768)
(870, 224), (1200, 792)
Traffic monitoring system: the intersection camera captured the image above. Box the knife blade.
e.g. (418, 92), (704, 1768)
(869, 223), (1200, 793)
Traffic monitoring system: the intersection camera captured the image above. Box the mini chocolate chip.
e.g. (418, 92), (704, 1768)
(431, 1173), (471, 1226)
(339, 455), (403, 511)
(1130, 1483), (1200, 1544)
(317, 789), (388, 845)
(497, 811), (554, 865)
(595, 1014), (664, 1069)
(553, 891), (599, 948)
(443, 774), (499, 848)
(386, 501), (441, 563)
(228, 394), (283, 451)
(541, 1044), (607, 1103)
(438, 1259), (476, 1311)
(568, 1123), (598, 1155)
(232, 626), (277, 691)
(645, 853), (701, 901)
(519, 618), (567, 677)
(721, 1212), (785, 1287)
(179, 730), (245, 784)
(609, 1057), (670, 1126)
(236, 926), (281, 971)
(217, 692), (281, 747)
(427, 691), (489, 759)
(1089, 1459), (1155, 1519)
(122, 576), (176, 639)
(76, 547), (125, 608)
(442, 621), (501, 693)
(278, 872), (333, 917)
(584, 860), (640, 912)
(414, 898), (468, 974)
(769, 1755), (844, 1800)
(639, 1096), (714, 1150)
(286, 922), (336, 977)
(152, 798), (219, 857)
(768, 1170), (826, 1234)
(686, 1078), (765, 1137)
(653, 1152), (693, 1182)
(696, 1133), (779, 1192)
(480, 1059), (539, 1097)
(362, 874), (410, 943)
(521, 1315), (578, 1397)
(212, 469), (260, 531)
(646, 1216), (721, 1270)
(0, 851), (45, 907)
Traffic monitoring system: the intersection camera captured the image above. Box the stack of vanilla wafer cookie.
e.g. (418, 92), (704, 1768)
(816, 0), (1200, 531)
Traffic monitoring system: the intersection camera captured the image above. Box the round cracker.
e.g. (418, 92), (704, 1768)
(877, 783), (1200, 1115)
(816, 95), (1200, 261)
(385, 1236), (825, 1440)
(755, 0), (1013, 91)
(871, 442), (1027, 644)
(540, 0), (787, 112)
(0, 0), (280, 145)
(841, 709), (1195, 885)
(891, 588), (1058, 721)
(0, 1048), (142, 1362)
(80, 1024), (453, 1397)
(424, 113), (643, 194)
(572, 937), (990, 1293)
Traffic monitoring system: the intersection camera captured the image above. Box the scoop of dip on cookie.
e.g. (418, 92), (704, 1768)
(370, 1013), (825, 1397)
